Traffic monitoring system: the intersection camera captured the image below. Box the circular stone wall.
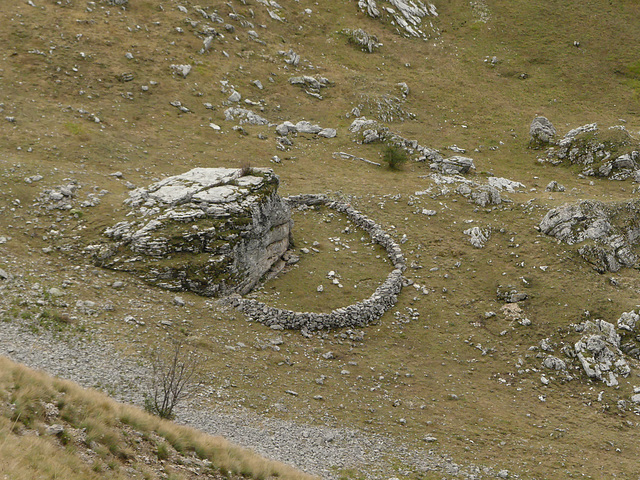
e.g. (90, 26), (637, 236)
(226, 194), (406, 332)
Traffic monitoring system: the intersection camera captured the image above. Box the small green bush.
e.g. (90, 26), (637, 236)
(382, 145), (408, 171)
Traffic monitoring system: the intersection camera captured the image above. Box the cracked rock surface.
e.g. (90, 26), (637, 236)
(91, 168), (292, 296)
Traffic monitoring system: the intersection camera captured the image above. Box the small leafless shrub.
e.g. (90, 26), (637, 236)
(239, 162), (253, 176)
(144, 341), (201, 420)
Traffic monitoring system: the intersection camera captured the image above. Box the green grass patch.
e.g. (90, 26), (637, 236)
(64, 122), (84, 136)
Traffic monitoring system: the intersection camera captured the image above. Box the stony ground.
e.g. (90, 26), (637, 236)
(0, 317), (510, 480)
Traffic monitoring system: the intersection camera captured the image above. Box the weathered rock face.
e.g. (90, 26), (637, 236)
(342, 28), (382, 53)
(93, 168), (292, 296)
(540, 199), (640, 272)
(540, 123), (640, 180)
(574, 319), (630, 387)
(357, 0), (439, 39)
(529, 116), (556, 148)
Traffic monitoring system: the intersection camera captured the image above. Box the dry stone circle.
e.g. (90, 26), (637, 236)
(226, 194), (406, 332)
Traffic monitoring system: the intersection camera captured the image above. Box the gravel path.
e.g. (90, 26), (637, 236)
(0, 322), (510, 479)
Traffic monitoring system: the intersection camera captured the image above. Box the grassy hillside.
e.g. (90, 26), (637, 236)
(0, 356), (314, 480)
(2, 0), (640, 478)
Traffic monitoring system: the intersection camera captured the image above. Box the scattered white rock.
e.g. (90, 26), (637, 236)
(487, 177), (525, 192)
(170, 64), (192, 77)
(48, 287), (64, 298)
(224, 107), (268, 125)
(173, 296), (186, 307)
(464, 226), (490, 248)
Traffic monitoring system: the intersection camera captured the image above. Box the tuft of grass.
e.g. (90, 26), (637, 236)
(622, 59), (640, 80)
(37, 309), (73, 332)
(155, 441), (170, 461)
(64, 122), (84, 136)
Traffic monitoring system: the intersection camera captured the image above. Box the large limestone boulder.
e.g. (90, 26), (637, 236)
(93, 168), (292, 296)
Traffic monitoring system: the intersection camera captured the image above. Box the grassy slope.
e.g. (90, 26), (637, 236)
(0, 356), (315, 480)
(1, 0), (640, 478)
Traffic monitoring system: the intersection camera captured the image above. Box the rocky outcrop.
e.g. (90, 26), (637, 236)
(275, 121), (337, 138)
(224, 107), (269, 126)
(545, 180), (565, 192)
(464, 226), (490, 248)
(357, 0), (439, 39)
(289, 75), (331, 100)
(543, 355), (567, 371)
(455, 183), (501, 207)
(539, 199), (640, 272)
(537, 310), (640, 389)
(349, 117), (476, 173)
(342, 28), (382, 53)
(574, 319), (630, 387)
(431, 155), (475, 175)
(348, 117), (455, 166)
(91, 168), (292, 296)
(529, 116), (556, 148)
(496, 285), (528, 303)
(617, 311), (640, 359)
(487, 177), (525, 192)
(540, 123), (640, 180)
(225, 194), (406, 332)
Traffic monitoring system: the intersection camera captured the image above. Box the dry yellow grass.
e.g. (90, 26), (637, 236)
(0, 356), (316, 480)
